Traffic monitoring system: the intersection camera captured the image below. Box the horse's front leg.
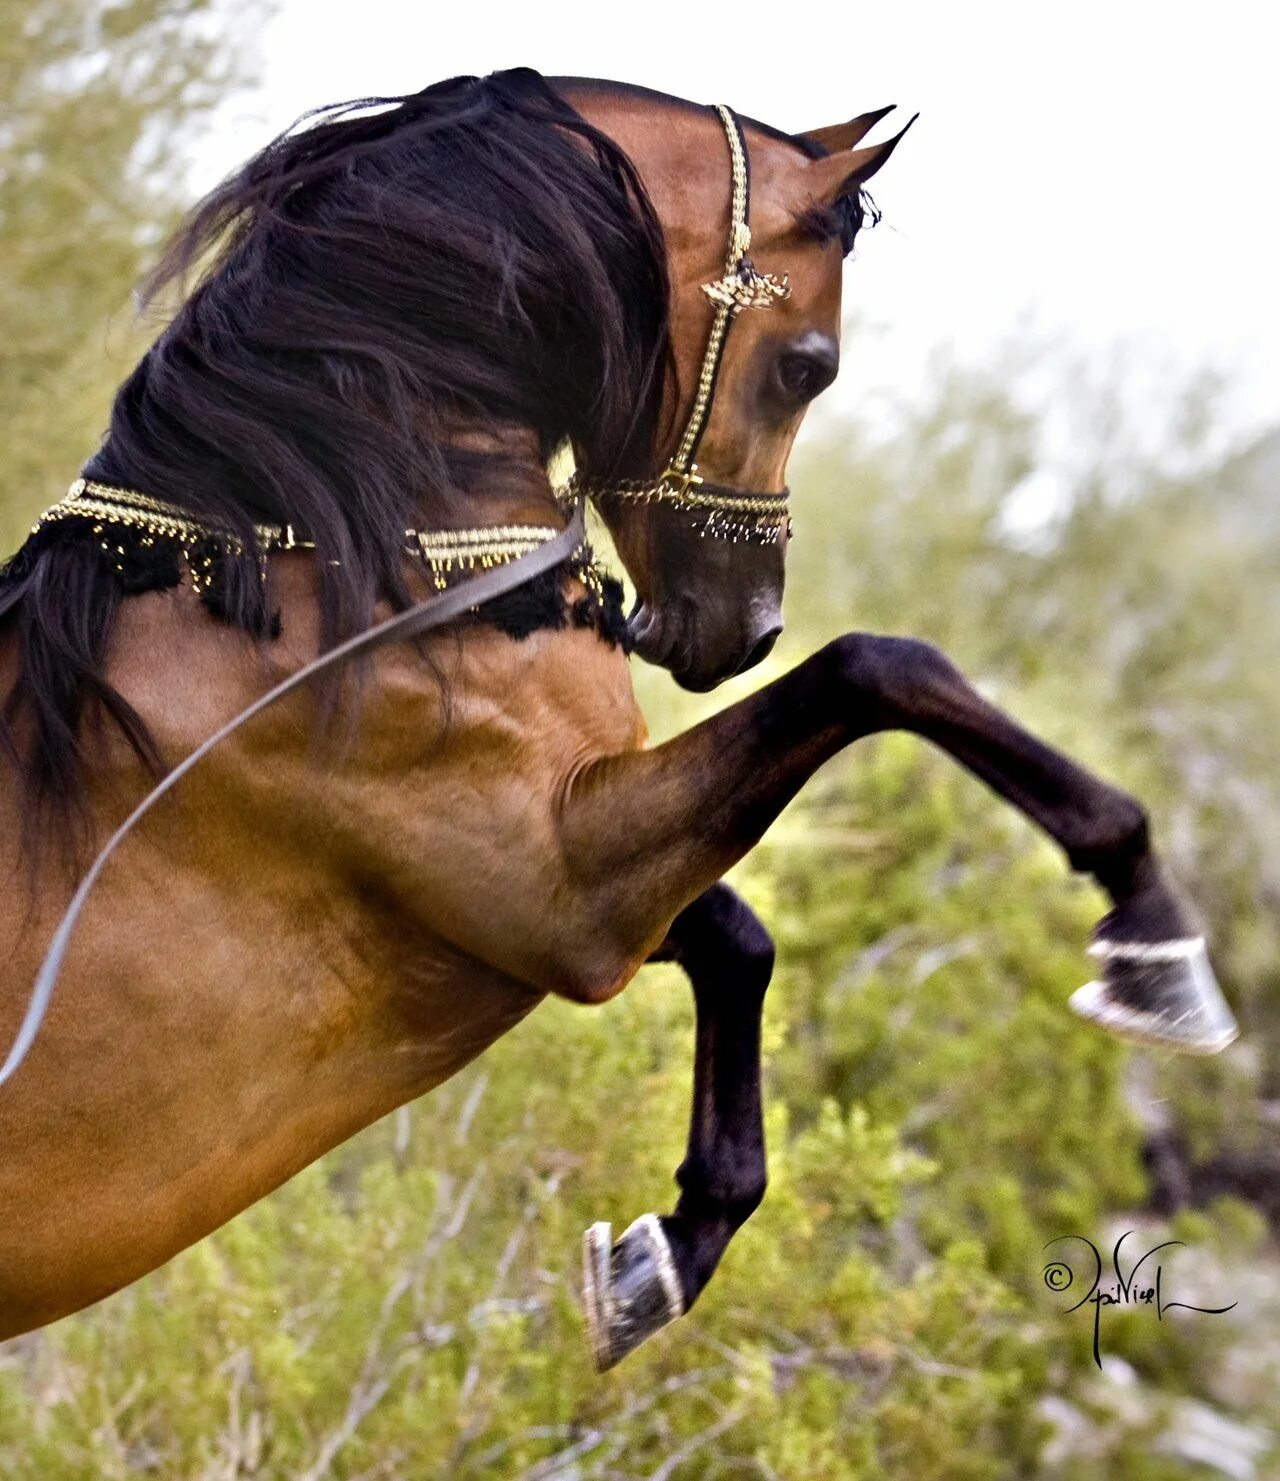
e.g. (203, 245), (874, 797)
(561, 633), (1237, 1054)
(582, 882), (773, 1370)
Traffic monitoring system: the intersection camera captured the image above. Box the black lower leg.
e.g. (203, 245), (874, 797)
(662, 882), (773, 1304)
(582, 882), (773, 1369)
(831, 636), (1237, 1051)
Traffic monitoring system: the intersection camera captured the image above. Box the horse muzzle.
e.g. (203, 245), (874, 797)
(629, 598), (782, 691)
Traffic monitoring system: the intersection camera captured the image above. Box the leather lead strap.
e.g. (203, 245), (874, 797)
(0, 500), (587, 1089)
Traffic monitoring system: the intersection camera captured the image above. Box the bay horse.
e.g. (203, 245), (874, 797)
(0, 69), (1237, 1370)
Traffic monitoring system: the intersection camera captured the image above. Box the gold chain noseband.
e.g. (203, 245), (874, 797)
(565, 103), (794, 546)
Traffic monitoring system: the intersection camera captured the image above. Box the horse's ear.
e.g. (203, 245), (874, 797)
(798, 106), (897, 155)
(803, 112), (918, 200)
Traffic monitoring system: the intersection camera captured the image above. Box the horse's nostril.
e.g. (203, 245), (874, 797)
(739, 625), (782, 674)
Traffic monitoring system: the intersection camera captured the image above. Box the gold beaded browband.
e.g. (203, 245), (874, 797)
(560, 103), (794, 547)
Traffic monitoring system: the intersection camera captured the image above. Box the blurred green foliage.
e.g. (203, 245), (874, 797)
(0, 0), (259, 553)
(2, 5), (1278, 1475)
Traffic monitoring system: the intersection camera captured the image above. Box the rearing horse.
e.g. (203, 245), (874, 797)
(0, 69), (1236, 1370)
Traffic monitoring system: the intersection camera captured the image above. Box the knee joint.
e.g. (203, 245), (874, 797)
(681, 891), (775, 998)
(830, 633), (958, 715)
(723, 909), (775, 997)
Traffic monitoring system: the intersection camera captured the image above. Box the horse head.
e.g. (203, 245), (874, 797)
(562, 83), (914, 691)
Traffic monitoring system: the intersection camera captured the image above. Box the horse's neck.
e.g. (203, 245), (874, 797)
(2, 463), (640, 1006)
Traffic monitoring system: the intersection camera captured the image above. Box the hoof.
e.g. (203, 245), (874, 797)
(1070, 936), (1238, 1055)
(582, 1214), (685, 1371)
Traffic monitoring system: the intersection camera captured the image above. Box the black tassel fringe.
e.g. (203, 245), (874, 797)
(1, 521), (628, 652)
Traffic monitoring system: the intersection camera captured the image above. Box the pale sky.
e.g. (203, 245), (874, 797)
(200, 0), (1278, 448)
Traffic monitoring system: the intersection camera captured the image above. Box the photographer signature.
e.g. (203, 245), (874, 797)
(1042, 1230), (1237, 1367)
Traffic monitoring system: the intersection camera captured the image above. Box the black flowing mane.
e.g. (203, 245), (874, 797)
(0, 68), (670, 856)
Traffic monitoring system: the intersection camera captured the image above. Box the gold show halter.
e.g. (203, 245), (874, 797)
(31, 479), (593, 596)
(565, 103), (793, 546)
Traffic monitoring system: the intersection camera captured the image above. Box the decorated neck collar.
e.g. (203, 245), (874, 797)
(30, 478), (584, 596)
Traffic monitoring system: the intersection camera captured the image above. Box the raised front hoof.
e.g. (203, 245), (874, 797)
(582, 1214), (686, 1372)
(1070, 936), (1238, 1055)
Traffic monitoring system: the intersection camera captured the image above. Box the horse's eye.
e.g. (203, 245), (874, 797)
(772, 348), (837, 406)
